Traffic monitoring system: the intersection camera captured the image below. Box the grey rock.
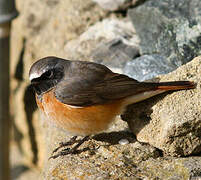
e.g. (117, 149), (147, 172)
(128, 0), (201, 67)
(123, 54), (176, 81)
(91, 39), (139, 70)
(122, 56), (201, 157)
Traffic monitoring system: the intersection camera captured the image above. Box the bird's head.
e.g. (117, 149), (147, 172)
(29, 56), (67, 95)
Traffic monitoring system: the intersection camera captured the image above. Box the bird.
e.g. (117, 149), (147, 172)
(29, 56), (195, 159)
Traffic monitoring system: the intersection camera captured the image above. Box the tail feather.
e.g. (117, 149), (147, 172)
(121, 81), (195, 106)
(154, 81), (195, 91)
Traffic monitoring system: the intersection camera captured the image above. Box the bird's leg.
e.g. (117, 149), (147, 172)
(52, 136), (78, 154)
(49, 136), (90, 159)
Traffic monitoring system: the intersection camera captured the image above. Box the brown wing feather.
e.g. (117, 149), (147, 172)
(55, 71), (157, 106)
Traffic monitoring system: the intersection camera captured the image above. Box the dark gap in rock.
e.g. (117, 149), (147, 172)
(156, 148), (164, 157)
(132, 0), (149, 8)
(134, 53), (141, 58)
(113, 0), (149, 17)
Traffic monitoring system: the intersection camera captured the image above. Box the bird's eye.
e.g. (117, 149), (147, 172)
(44, 70), (54, 79)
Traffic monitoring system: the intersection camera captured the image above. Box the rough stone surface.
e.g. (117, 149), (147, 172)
(128, 0), (201, 67)
(123, 54), (176, 81)
(138, 157), (201, 180)
(122, 56), (201, 157)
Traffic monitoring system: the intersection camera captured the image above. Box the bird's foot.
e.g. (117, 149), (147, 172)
(52, 136), (78, 154)
(49, 136), (91, 159)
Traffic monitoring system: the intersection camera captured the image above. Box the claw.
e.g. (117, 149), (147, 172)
(49, 136), (91, 159)
(52, 136), (78, 154)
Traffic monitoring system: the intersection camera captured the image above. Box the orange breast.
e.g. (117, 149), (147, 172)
(36, 90), (123, 136)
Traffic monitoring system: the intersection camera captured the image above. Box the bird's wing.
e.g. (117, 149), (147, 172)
(54, 61), (156, 106)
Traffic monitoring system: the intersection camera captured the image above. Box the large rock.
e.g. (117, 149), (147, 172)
(128, 0), (201, 67)
(122, 56), (201, 156)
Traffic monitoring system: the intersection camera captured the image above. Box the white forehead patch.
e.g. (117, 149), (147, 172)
(29, 72), (41, 81)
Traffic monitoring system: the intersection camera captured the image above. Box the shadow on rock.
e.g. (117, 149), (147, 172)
(23, 84), (38, 164)
(11, 164), (29, 179)
(93, 130), (136, 145)
(121, 92), (168, 135)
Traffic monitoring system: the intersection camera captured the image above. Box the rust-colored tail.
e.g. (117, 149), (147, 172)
(155, 81), (195, 91)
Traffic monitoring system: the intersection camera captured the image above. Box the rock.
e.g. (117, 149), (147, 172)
(92, 0), (140, 11)
(138, 157), (201, 179)
(128, 0), (201, 67)
(64, 18), (139, 72)
(123, 54), (176, 81)
(91, 39), (139, 71)
(122, 56), (201, 156)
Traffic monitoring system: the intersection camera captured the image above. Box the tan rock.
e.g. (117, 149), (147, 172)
(122, 56), (201, 156)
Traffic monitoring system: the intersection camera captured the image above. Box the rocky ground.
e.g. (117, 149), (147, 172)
(10, 0), (201, 179)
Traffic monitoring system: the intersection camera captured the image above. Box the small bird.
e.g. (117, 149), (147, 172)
(29, 56), (195, 159)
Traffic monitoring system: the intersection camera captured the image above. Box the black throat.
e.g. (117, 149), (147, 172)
(31, 68), (64, 96)
(32, 80), (56, 96)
